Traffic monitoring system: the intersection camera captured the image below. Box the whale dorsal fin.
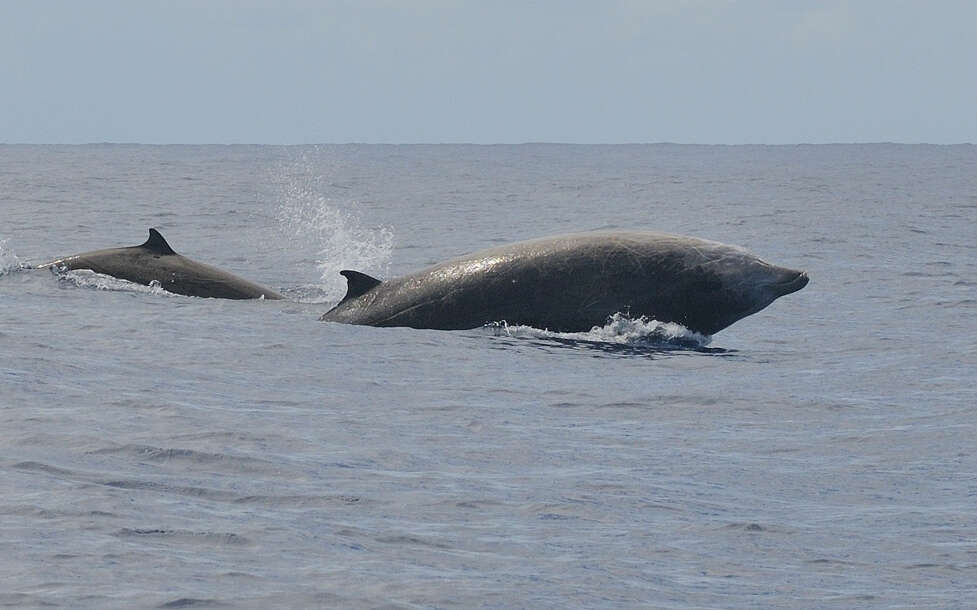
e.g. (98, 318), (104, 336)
(339, 270), (381, 304)
(140, 228), (176, 255)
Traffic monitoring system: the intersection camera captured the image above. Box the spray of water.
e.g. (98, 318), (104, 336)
(274, 154), (393, 303)
(0, 238), (26, 277)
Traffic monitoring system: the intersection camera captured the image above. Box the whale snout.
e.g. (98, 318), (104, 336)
(768, 268), (809, 297)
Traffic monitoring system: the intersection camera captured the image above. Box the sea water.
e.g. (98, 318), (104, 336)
(1, 144), (975, 607)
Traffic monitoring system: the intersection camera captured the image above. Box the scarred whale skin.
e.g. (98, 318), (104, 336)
(39, 229), (283, 300)
(320, 230), (808, 335)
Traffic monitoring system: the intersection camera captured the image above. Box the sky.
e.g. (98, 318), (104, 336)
(1, 0), (975, 144)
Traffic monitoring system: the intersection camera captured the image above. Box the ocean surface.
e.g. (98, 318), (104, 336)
(1, 143), (975, 608)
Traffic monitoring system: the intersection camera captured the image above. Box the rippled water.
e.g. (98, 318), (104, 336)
(1, 144), (975, 607)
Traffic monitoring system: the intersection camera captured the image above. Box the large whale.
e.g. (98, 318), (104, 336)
(39, 229), (283, 300)
(321, 231), (808, 335)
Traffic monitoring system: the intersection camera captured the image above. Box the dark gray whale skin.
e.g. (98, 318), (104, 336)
(321, 231), (808, 335)
(38, 229), (283, 300)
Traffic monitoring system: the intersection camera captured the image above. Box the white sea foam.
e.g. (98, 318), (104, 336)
(489, 312), (711, 348)
(54, 268), (175, 296)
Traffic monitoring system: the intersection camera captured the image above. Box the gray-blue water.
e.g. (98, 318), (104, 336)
(1, 144), (975, 608)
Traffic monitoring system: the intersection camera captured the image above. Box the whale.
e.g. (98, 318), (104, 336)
(38, 229), (283, 300)
(320, 231), (808, 335)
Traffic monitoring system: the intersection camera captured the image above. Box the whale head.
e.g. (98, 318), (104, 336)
(668, 245), (809, 335)
(706, 254), (808, 334)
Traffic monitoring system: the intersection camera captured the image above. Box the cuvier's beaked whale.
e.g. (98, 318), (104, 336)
(39, 229), (283, 300)
(321, 231), (808, 335)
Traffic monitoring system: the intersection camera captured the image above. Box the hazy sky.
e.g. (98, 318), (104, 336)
(2, 0), (975, 144)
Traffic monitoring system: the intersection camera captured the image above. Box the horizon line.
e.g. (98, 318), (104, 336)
(1, 141), (975, 147)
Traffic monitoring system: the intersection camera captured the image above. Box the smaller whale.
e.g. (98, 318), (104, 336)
(39, 228), (283, 300)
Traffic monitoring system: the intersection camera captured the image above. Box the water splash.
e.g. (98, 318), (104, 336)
(53, 268), (176, 297)
(275, 153), (393, 303)
(0, 238), (26, 277)
(488, 313), (712, 350)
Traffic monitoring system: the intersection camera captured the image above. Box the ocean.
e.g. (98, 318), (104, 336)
(1, 143), (975, 608)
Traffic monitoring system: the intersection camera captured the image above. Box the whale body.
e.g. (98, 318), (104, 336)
(320, 231), (808, 335)
(39, 229), (283, 300)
